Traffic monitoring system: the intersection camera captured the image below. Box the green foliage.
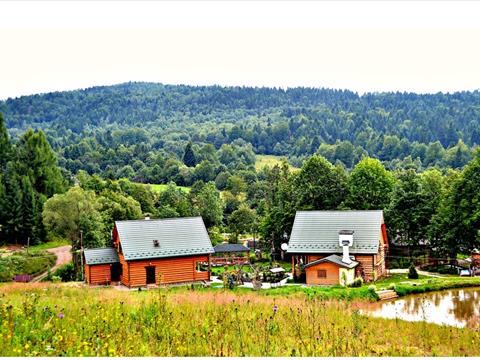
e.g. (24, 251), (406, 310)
(294, 155), (347, 210)
(228, 204), (257, 242)
(42, 187), (107, 250)
(192, 182), (224, 228)
(408, 264), (419, 279)
(345, 157), (395, 210)
(182, 141), (197, 167)
(349, 277), (364, 288)
(53, 262), (76, 282)
(0, 251), (56, 282)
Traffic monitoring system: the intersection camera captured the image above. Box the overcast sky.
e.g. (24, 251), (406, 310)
(1, 1), (480, 99)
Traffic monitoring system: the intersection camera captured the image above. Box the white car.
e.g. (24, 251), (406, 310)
(459, 269), (471, 276)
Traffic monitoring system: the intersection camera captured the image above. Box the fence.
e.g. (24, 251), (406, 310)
(211, 256), (250, 266)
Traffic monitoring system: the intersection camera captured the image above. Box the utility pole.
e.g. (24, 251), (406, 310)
(27, 237), (30, 254)
(80, 230), (84, 281)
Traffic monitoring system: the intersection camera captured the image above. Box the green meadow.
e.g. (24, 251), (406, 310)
(1, 283), (479, 356)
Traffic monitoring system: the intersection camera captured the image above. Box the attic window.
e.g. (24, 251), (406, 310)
(153, 239), (160, 247)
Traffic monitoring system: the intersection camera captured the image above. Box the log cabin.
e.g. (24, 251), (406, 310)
(287, 210), (388, 285)
(84, 217), (214, 287)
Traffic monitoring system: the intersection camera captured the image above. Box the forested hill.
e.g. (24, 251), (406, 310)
(1, 82), (480, 172)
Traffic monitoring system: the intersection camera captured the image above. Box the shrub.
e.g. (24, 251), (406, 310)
(54, 262), (76, 282)
(349, 277), (363, 288)
(408, 263), (419, 279)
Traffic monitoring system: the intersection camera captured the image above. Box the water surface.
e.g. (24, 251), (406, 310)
(363, 287), (480, 328)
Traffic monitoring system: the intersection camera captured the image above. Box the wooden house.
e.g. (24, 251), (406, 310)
(287, 210), (388, 285)
(85, 217), (214, 287)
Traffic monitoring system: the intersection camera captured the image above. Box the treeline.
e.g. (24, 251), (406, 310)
(1, 82), (479, 181)
(1, 105), (479, 261)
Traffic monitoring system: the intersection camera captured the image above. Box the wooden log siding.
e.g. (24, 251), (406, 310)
(119, 253), (129, 286)
(356, 255), (375, 281)
(126, 255), (210, 287)
(87, 264), (111, 285)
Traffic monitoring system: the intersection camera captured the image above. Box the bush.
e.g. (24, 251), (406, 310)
(349, 277), (363, 288)
(54, 262), (76, 282)
(408, 263), (419, 279)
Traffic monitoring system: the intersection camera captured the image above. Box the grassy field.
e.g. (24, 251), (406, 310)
(255, 155), (298, 171)
(1, 283), (479, 356)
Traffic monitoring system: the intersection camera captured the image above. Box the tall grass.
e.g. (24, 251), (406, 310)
(1, 284), (479, 356)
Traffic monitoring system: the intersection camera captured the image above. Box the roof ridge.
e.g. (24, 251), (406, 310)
(115, 216), (203, 224)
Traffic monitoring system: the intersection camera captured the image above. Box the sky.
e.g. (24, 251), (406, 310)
(1, 1), (480, 99)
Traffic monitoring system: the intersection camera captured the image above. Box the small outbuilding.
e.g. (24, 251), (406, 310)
(212, 243), (250, 266)
(84, 247), (120, 285)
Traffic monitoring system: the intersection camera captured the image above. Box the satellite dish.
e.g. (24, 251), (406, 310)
(281, 243), (288, 251)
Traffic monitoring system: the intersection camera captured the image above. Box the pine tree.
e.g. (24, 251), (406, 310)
(3, 164), (24, 244)
(182, 141), (197, 167)
(20, 176), (37, 244)
(0, 112), (11, 171)
(16, 129), (65, 197)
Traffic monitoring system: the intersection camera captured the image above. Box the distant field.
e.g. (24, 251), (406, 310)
(144, 183), (191, 193)
(255, 155), (298, 171)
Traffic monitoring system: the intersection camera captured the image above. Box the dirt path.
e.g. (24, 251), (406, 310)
(30, 245), (72, 282)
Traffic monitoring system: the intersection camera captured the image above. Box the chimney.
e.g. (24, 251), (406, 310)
(338, 230), (354, 264)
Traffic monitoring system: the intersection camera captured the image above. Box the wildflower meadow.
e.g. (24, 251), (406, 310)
(1, 283), (479, 356)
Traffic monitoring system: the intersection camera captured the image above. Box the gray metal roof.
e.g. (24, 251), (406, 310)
(303, 254), (359, 269)
(84, 247), (119, 265)
(116, 217), (214, 261)
(287, 210), (384, 254)
(214, 243), (250, 253)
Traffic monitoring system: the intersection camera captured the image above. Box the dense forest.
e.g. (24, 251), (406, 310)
(1, 82), (479, 186)
(0, 83), (479, 271)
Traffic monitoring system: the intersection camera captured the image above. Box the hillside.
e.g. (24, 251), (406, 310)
(1, 82), (479, 176)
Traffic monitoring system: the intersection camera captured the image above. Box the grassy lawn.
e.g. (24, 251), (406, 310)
(144, 183), (191, 194)
(255, 155), (298, 171)
(0, 284), (479, 356)
(27, 239), (70, 253)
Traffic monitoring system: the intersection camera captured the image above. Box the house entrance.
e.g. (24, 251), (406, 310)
(110, 263), (121, 282)
(146, 266), (156, 284)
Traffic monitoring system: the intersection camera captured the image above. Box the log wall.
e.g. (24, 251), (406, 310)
(125, 255), (210, 287)
(87, 264), (111, 285)
(305, 262), (339, 285)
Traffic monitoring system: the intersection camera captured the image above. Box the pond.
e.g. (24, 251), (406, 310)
(362, 287), (480, 328)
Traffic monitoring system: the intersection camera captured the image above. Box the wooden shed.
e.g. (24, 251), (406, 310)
(111, 217), (214, 287)
(287, 210), (388, 284)
(84, 248), (120, 285)
(303, 255), (358, 285)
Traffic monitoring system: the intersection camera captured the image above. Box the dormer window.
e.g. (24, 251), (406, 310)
(153, 239), (160, 247)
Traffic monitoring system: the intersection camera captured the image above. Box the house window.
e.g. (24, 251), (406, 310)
(196, 261), (208, 272)
(317, 270), (327, 278)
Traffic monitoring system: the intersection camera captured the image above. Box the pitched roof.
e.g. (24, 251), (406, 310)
(214, 243), (250, 253)
(115, 217), (214, 261)
(287, 210), (384, 254)
(84, 247), (119, 265)
(303, 254), (359, 269)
